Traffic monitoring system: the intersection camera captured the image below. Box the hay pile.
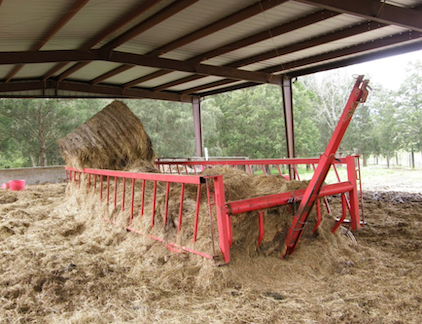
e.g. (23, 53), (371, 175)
(58, 100), (155, 170)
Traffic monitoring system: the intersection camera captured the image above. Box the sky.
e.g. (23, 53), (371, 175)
(341, 49), (422, 90)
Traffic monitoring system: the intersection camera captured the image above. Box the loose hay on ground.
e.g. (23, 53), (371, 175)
(1, 184), (422, 323)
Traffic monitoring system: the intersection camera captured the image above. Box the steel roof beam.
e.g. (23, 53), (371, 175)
(0, 50), (281, 85)
(180, 21), (385, 94)
(0, 80), (195, 102)
(5, 0), (90, 83)
(198, 32), (422, 96)
(151, 9), (339, 91)
(296, 0), (422, 33)
(91, 0), (287, 86)
(43, 0), (169, 81)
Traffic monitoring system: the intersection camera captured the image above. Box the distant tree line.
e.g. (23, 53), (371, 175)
(0, 61), (421, 169)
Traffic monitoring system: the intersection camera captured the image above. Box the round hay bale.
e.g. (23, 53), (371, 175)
(58, 100), (155, 170)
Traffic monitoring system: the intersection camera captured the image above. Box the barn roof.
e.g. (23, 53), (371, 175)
(1, 0), (422, 102)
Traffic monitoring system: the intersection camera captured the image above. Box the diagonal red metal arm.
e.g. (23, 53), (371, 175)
(282, 76), (369, 257)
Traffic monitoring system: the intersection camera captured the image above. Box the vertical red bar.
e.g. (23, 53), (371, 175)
(293, 165), (300, 181)
(87, 173), (91, 193)
(178, 183), (185, 233)
(332, 194), (348, 233)
(193, 184), (201, 242)
(113, 176), (117, 208)
(257, 211), (264, 247)
(163, 182), (171, 227)
(130, 179), (135, 225)
(151, 181), (157, 228)
(346, 156), (360, 230)
(106, 176), (110, 204)
(140, 180), (145, 219)
(94, 174), (97, 193)
(213, 175), (231, 264)
(333, 164), (341, 182)
(247, 165), (252, 174)
(100, 175), (103, 201)
(78, 172), (81, 188)
(261, 165), (266, 175)
(276, 165), (282, 175)
(184, 165), (188, 175)
(176, 165), (180, 174)
(121, 178), (126, 212)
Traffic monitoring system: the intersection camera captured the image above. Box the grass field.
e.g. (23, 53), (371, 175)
(293, 165), (422, 192)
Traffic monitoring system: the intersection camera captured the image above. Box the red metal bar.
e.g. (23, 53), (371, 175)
(87, 173), (91, 193)
(178, 183), (185, 233)
(193, 184), (201, 242)
(140, 179), (146, 218)
(332, 194), (348, 233)
(257, 211), (264, 247)
(94, 174), (97, 192)
(78, 172), (81, 188)
(66, 167), (204, 185)
(293, 165), (300, 181)
(282, 76), (369, 257)
(247, 165), (252, 174)
(276, 164), (282, 175)
(113, 176), (117, 208)
(205, 180), (216, 256)
(122, 178), (126, 212)
(151, 180), (157, 228)
(100, 175), (103, 201)
(212, 175), (231, 263)
(227, 182), (354, 215)
(106, 176), (110, 204)
(130, 179), (135, 224)
(332, 164), (341, 182)
(346, 156), (361, 230)
(163, 182), (171, 227)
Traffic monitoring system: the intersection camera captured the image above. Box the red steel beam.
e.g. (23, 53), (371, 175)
(5, 0), (90, 83)
(137, 9), (339, 90)
(227, 182), (354, 215)
(296, 0), (422, 33)
(90, 0), (287, 85)
(282, 76), (369, 257)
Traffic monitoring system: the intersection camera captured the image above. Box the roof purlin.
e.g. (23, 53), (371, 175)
(42, 0), (166, 81)
(90, 0), (287, 86)
(5, 0), (90, 82)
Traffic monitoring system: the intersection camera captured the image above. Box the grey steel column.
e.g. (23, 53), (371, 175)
(192, 96), (203, 157)
(281, 76), (295, 180)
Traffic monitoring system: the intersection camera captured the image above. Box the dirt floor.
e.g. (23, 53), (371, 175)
(1, 183), (421, 323)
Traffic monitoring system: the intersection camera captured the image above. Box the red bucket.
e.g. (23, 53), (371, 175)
(8, 180), (25, 191)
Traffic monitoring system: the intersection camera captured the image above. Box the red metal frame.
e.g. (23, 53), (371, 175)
(66, 76), (368, 265)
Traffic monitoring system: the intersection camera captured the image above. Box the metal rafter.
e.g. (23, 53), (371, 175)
(180, 20), (385, 94)
(0, 50), (282, 85)
(0, 80), (195, 102)
(90, 0), (287, 86)
(151, 9), (339, 91)
(45, 0), (172, 81)
(296, 0), (422, 32)
(5, 0), (90, 83)
(199, 33), (422, 96)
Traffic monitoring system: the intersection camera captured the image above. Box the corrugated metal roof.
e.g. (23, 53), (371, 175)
(1, 0), (422, 101)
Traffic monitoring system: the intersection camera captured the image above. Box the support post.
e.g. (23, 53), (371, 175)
(281, 76), (295, 180)
(192, 96), (203, 158)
